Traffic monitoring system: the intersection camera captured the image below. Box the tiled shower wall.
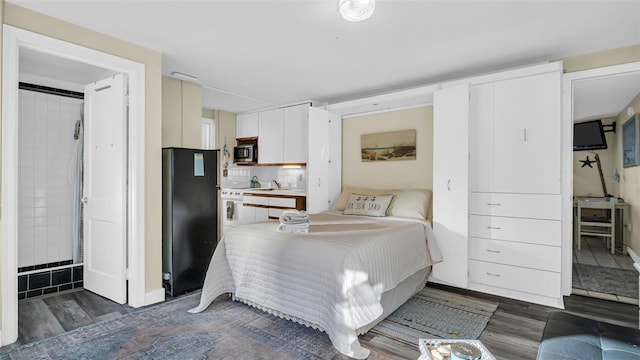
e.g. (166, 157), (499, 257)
(18, 89), (83, 268)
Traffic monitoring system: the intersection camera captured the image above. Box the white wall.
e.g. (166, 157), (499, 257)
(18, 89), (81, 267)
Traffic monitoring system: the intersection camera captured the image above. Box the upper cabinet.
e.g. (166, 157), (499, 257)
(469, 72), (562, 194)
(283, 105), (309, 164)
(241, 103), (311, 165)
(492, 72), (561, 194)
(258, 108), (285, 164)
(236, 112), (259, 139)
(161, 76), (203, 148)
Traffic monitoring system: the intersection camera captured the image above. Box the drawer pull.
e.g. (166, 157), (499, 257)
(486, 226), (502, 230)
(486, 249), (501, 253)
(487, 203), (502, 206)
(486, 272), (501, 277)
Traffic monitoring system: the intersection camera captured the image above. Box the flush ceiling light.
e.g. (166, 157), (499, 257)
(339, 0), (375, 22)
(170, 71), (198, 82)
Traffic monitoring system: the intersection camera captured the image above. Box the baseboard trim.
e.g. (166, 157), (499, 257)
(629, 247), (640, 264)
(143, 288), (165, 306)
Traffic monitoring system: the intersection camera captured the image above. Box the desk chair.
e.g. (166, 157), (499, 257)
(576, 199), (616, 254)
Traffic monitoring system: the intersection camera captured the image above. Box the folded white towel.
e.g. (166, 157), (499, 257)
(279, 210), (309, 225)
(278, 223), (310, 233)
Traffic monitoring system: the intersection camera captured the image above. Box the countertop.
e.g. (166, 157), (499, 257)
(243, 188), (307, 197)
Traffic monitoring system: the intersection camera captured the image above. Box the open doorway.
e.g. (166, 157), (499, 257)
(565, 64), (640, 304)
(2, 25), (148, 346)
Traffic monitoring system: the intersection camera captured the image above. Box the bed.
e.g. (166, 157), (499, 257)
(189, 188), (441, 359)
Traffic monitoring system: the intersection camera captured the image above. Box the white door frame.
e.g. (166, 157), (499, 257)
(1, 25), (147, 346)
(561, 61), (640, 296)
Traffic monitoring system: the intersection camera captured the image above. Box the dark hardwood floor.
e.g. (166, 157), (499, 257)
(17, 288), (139, 344)
(17, 285), (638, 359)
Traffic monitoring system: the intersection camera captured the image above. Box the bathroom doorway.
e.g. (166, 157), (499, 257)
(2, 25), (147, 346)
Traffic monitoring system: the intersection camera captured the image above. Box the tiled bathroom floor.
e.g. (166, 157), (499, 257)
(573, 236), (637, 304)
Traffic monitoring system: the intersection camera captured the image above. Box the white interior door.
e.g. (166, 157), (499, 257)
(83, 74), (128, 304)
(431, 83), (470, 288)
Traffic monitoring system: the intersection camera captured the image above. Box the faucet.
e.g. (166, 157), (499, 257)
(272, 179), (282, 189)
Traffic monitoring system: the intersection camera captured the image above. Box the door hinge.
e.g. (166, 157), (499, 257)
(124, 268), (129, 280)
(124, 94), (130, 106)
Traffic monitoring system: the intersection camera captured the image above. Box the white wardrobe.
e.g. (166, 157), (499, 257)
(431, 62), (565, 308)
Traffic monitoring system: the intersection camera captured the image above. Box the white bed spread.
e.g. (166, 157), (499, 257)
(189, 212), (441, 359)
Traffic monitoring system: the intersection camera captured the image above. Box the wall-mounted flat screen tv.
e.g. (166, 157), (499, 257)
(574, 119), (607, 151)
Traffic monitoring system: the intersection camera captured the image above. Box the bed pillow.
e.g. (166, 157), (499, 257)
(343, 193), (394, 217)
(386, 189), (432, 220)
(332, 187), (388, 211)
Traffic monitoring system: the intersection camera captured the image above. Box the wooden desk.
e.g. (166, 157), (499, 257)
(573, 198), (630, 255)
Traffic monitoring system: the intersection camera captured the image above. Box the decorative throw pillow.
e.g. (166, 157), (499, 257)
(331, 187), (388, 211)
(343, 193), (394, 217)
(387, 189), (432, 220)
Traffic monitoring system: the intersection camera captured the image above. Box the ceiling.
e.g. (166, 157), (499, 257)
(10, 0), (640, 116)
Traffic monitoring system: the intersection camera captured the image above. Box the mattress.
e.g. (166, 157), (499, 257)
(189, 211), (441, 358)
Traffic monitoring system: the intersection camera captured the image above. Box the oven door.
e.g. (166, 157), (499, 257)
(222, 200), (255, 234)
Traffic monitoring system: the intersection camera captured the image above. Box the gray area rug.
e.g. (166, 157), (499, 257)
(371, 287), (498, 345)
(573, 263), (638, 298)
(0, 287), (497, 359)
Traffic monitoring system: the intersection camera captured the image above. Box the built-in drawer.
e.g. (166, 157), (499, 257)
(268, 208), (286, 218)
(469, 238), (561, 272)
(243, 195), (268, 206)
(469, 260), (561, 298)
(269, 197), (296, 208)
(469, 215), (561, 246)
(469, 193), (561, 220)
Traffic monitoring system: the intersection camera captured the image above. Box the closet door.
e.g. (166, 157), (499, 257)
(492, 72), (561, 194)
(432, 83), (469, 288)
(307, 107), (329, 214)
(469, 83), (494, 193)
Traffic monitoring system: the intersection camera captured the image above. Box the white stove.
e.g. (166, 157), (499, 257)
(220, 188), (247, 201)
(221, 188), (254, 235)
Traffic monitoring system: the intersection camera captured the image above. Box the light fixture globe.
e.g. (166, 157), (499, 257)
(339, 0), (375, 22)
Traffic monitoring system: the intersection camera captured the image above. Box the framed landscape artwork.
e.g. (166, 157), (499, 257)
(361, 129), (416, 162)
(622, 114), (639, 168)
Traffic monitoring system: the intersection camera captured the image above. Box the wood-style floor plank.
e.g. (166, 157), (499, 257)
(17, 298), (65, 343)
(17, 286), (639, 359)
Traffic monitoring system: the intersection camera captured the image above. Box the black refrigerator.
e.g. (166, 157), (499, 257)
(162, 148), (219, 297)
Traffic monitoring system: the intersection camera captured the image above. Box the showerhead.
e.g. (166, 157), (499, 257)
(74, 120), (81, 140)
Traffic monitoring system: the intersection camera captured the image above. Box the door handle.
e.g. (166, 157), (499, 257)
(486, 249), (501, 253)
(447, 179), (451, 191)
(486, 226), (502, 230)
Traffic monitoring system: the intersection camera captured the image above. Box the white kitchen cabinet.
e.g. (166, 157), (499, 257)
(236, 112), (259, 138)
(284, 104), (309, 164)
(258, 108), (285, 163)
(307, 107), (329, 214)
(256, 104), (309, 164)
(236, 104), (337, 213)
(243, 193), (304, 222)
(431, 83), (469, 288)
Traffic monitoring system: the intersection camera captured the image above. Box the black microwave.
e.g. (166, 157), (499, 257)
(234, 143), (257, 163)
